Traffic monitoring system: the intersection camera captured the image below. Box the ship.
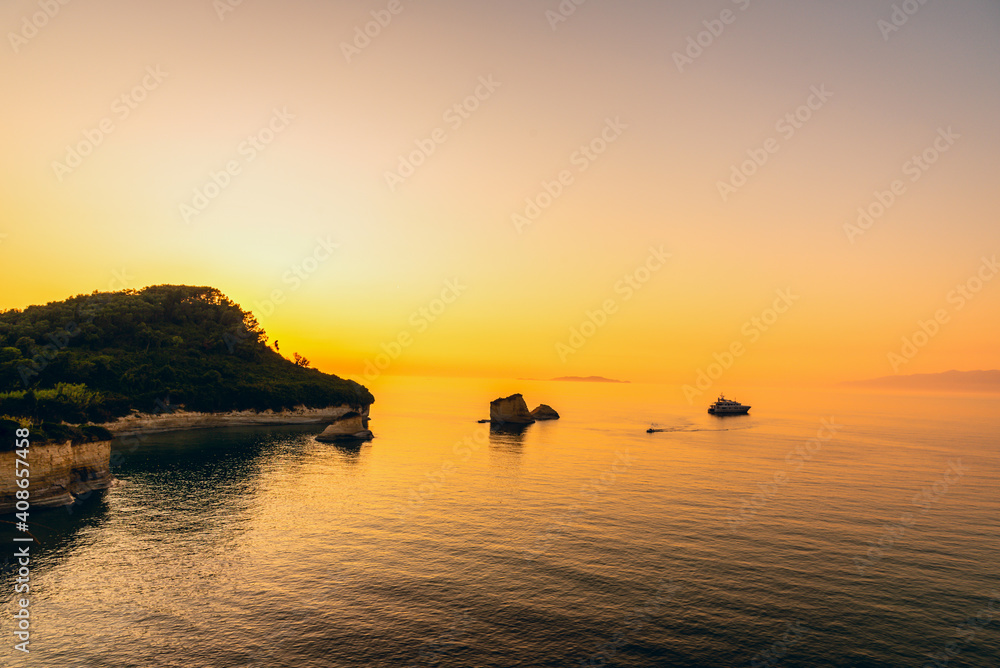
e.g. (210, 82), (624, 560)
(707, 394), (750, 415)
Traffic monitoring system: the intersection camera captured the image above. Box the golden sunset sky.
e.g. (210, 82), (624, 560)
(2, 0), (998, 390)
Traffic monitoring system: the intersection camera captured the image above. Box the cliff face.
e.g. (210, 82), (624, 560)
(0, 440), (114, 512)
(100, 404), (364, 436)
(0, 404), (373, 512)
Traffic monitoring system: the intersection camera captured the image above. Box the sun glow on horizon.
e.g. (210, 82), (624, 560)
(2, 0), (998, 389)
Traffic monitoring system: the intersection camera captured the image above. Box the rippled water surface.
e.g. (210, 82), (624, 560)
(2, 378), (999, 667)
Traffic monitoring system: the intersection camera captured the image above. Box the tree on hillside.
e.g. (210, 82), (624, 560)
(0, 284), (372, 421)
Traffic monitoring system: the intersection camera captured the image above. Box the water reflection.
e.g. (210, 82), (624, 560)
(0, 490), (111, 579)
(487, 423), (530, 494)
(315, 436), (368, 461)
(1, 425), (353, 591)
(489, 422), (530, 444)
(4, 380), (998, 668)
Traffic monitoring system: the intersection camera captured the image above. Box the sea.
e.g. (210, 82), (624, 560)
(2, 377), (998, 667)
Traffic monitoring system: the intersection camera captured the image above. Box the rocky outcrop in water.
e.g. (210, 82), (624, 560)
(490, 394), (536, 425)
(529, 404), (560, 420)
(0, 440), (114, 512)
(316, 411), (374, 443)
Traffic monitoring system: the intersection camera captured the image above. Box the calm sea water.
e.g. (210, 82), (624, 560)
(2, 378), (998, 667)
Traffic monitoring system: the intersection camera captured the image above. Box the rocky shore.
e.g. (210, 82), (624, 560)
(99, 404), (367, 436)
(316, 411), (374, 443)
(0, 439), (114, 513)
(0, 403), (373, 513)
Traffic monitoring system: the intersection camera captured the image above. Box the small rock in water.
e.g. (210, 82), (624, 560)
(316, 411), (374, 443)
(529, 404), (560, 420)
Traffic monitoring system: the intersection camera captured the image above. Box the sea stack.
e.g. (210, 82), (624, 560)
(529, 404), (560, 420)
(316, 411), (374, 443)
(489, 394), (535, 425)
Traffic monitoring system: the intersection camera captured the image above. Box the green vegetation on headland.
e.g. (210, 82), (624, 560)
(0, 285), (373, 445)
(0, 416), (112, 451)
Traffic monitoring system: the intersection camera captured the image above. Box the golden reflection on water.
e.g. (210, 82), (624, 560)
(1, 377), (998, 667)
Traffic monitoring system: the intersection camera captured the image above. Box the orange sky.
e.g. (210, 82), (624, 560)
(1, 0), (998, 393)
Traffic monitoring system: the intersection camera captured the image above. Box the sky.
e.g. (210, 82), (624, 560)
(1, 0), (998, 393)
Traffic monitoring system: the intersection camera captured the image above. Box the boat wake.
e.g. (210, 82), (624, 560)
(646, 423), (752, 434)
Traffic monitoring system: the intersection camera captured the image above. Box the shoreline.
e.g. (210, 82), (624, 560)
(98, 404), (367, 437)
(1, 404), (370, 512)
(0, 439), (114, 513)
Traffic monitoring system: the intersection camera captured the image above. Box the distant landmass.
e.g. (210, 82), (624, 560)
(844, 370), (1000, 392)
(551, 376), (629, 384)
